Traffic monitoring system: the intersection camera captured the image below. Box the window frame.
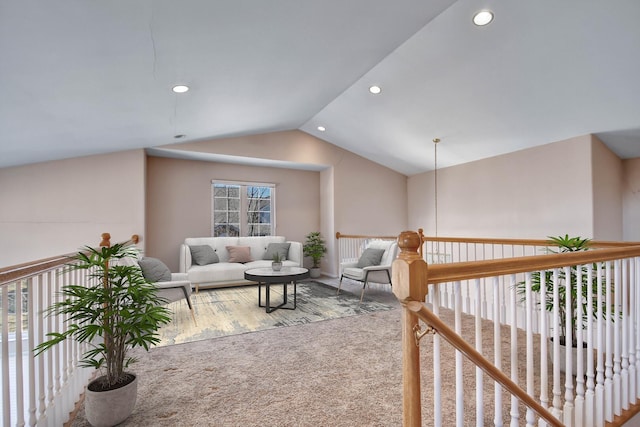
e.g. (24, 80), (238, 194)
(211, 180), (276, 237)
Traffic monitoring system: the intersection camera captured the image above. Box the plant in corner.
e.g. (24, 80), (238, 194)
(35, 240), (172, 426)
(303, 231), (327, 279)
(516, 234), (610, 374)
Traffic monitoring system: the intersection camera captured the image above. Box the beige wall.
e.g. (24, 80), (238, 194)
(146, 157), (321, 271)
(622, 157), (640, 241)
(408, 135), (598, 239)
(151, 130), (408, 274)
(0, 150), (146, 268)
(591, 135), (623, 240)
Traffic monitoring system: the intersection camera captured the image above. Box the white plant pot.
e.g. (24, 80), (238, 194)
(309, 267), (321, 278)
(85, 373), (138, 427)
(272, 262), (282, 271)
(548, 339), (594, 377)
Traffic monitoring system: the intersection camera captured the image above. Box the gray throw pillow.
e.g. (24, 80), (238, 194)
(262, 242), (291, 261)
(190, 245), (219, 266)
(138, 257), (172, 282)
(356, 248), (385, 268)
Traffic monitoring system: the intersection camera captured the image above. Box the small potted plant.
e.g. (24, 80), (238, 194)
(303, 231), (327, 279)
(35, 236), (172, 426)
(272, 252), (283, 271)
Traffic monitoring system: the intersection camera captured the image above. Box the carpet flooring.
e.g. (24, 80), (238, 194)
(69, 282), (556, 426)
(156, 280), (397, 347)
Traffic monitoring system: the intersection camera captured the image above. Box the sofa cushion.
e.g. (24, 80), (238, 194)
(226, 245), (252, 263)
(262, 242), (291, 261)
(356, 248), (385, 268)
(189, 245), (219, 265)
(138, 257), (172, 282)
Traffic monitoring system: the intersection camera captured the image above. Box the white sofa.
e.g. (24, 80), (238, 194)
(179, 236), (303, 291)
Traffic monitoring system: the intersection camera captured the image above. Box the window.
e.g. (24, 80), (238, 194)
(212, 181), (275, 237)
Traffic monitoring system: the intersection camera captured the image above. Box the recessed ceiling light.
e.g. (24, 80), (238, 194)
(174, 134), (186, 139)
(172, 85), (189, 93)
(317, 126), (326, 132)
(369, 85), (382, 95)
(473, 10), (494, 26)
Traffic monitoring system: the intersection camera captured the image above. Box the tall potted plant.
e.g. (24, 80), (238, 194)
(35, 237), (171, 426)
(303, 231), (327, 279)
(516, 234), (607, 374)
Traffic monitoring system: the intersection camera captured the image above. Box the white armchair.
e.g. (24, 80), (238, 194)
(154, 272), (197, 327)
(135, 257), (197, 326)
(337, 240), (398, 303)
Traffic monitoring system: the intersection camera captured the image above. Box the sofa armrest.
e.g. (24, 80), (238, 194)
(179, 244), (192, 273)
(287, 241), (303, 266)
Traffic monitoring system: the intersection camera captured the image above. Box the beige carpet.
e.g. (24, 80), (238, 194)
(70, 282), (556, 426)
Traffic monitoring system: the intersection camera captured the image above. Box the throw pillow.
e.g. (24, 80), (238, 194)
(226, 245), (252, 263)
(190, 245), (219, 266)
(262, 242), (291, 261)
(138, 257), (172, 282)
(356, 248), (385, 268)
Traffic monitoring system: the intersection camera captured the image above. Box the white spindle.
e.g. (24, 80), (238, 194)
(563, 267), (574, 427)
(621, 259), (630, 410)
(585, 264), (595, 427)
(2, 285), (10, 427)
(509, 275), (520, 427)
(551, 269), (563, 419)
(28, 277), (37, 426)
(493, 277), (502, 427)
(605, 261), (613, 422)
(475, 278), (483, 426)
(433, 284), (442, 426)
(596, 262), (605, 427)
(575, 265), (585, 427)
(613, 260), (622, 416)
(15, 281), (25, 426)
(455, 280), (464, 426)
(629, 258), (637, 404)
(525, 272), (535, 426)
(539, 270), (550, 418)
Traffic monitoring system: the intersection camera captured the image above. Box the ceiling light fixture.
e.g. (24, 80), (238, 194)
(369, 85), (382, 95)
(317, 126), (326, 132)
(174, 134), (186, 139)
(172, 85), (190, 93)
(473, 10), (494, 26)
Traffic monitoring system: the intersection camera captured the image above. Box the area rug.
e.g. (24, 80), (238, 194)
(156, 280), (398, 347)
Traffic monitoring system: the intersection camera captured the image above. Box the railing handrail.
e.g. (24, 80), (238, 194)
(419, 232), (640, 249)
(0, 234), (140, 286)
(426, 244), (640, 285)
(405, 299), (563, 427)
(335, 232), (398, 240)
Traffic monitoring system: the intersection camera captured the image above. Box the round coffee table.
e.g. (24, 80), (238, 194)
(244, 267), (310, 313)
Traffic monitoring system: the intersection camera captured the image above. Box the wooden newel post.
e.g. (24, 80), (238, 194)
(393, 231), (429, 427)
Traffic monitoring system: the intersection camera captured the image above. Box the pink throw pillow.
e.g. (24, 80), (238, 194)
(226, 246), (252, 263)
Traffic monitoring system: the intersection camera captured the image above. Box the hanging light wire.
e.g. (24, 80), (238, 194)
(433, 138), (440, 262)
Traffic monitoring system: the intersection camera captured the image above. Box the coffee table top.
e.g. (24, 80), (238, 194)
(244, 266), (309, 282)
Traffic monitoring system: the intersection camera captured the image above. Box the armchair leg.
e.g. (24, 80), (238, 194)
(359, 272), (370, 304)
(337, 275), (344, 295)
(178, 287), (198, 327)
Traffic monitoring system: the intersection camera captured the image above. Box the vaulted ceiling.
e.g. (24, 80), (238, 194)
(1, 1), (639, 175)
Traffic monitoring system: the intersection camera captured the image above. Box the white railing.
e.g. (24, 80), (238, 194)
(390, 231), (640, 426)
(1, 256), (95, 426)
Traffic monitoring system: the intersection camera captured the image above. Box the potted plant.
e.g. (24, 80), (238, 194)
(516, 234), (607, 374)
(35, 238), (172, 426)
(272, 252), (283, 271)
(303, 231), (327, 279)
